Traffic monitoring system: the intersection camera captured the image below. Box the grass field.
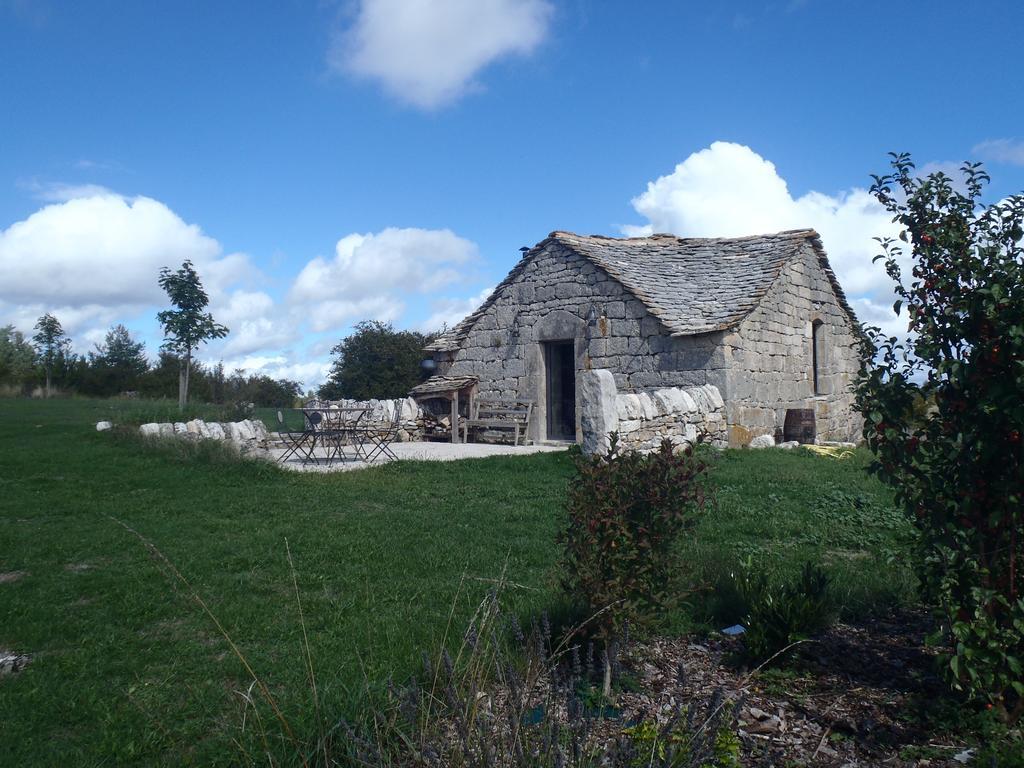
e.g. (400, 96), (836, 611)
(0, 397), (913, 766)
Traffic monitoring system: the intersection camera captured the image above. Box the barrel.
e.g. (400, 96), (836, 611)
(783, 408), (816, 444)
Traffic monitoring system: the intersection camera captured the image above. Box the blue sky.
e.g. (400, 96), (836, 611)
(2, 0), (1023, 387)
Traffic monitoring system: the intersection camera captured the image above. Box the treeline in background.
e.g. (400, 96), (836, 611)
(0, 323), (303, 407)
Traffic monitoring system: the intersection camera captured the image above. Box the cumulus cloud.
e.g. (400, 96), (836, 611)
(0, 192), (249, 340)
(332, 0), (553, 109)
(25, 181), (118, 203)
(0, 187), (490, 389)
(624, 141), (907, 335)
(290, 227), (480, 332)
(972, 138), (1024, 166)
(219, 354), (332, 387)
(215, 290), (299, 357)
(418, 285), (494, 332)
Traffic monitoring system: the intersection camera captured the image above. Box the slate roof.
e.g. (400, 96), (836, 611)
(426, 229), (857, 352)
(409, 374), (478, 397)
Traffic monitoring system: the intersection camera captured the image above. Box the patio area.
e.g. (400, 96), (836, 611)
(267, 440), (566, 472)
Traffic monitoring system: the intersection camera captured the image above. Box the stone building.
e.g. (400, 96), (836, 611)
(423, 229), (863, 449)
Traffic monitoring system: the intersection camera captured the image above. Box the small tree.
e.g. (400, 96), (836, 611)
(559, 437), (707, 696)
(0, 325), (37, 393)
(856, 153), (1024, 721)
(156, 260), (228, 410)
(89, 324), (149, 396)
(319, 320), (434, 400)
(32, 313), (70, 397)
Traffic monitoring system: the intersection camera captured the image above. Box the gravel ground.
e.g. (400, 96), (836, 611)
(266, 440), (567, 471)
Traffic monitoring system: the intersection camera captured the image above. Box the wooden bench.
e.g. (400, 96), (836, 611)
(463, 399), (534, 446)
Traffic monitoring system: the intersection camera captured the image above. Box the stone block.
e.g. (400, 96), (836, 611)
(616, 393), (643, 420)
(652, 388), (687, 415)
(139, 423), (160, 437)
(606, 337), (629, 356)
(604, 301), (626, 319)
(612, 319), (641, 337)
(579, 369), (619, 455)
(96, 421), (112, 432)
(640, 317), (661, 337)
(617, 419), (642, 434)
(636, 392), (659, 420)
(401, 397), (419, 421)
(703, 385), (725, 410)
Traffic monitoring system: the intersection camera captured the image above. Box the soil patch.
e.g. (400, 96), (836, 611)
(610, 609), (977, 766)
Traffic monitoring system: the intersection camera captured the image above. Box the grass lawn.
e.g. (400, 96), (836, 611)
(0, 397), (913, 766)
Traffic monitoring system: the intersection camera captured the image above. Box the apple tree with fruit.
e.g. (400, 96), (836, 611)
(856, 153), (1024, 721)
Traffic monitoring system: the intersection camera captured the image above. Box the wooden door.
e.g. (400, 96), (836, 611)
(544, 340), (576, 440)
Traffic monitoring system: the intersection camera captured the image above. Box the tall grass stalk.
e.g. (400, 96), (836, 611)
(110, 517), (308, 767)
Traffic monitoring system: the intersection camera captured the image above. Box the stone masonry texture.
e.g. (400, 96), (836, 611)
(428, 230), (863, 447)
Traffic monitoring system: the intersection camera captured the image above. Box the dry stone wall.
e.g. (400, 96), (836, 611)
(579, 369), (727, 454)
(319, 397), (424, 442)
(137, 418), (270, 451)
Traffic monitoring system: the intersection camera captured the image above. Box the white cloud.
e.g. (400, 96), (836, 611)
(0, 190), (259, 357)
(219, 354), (332, 389)
(304, 296), (405, 334)
(26, 181), (117, 203)
(973, 138), (1024, 166)
(1, 193), (220, 311)
(290, 226), (479, 332)
(0, 187), (490, 389)
(418, 285), (494, 332)
(624, 141), (908, 335)
(332, 0), (553, 109)
(215, 290), (298, 357)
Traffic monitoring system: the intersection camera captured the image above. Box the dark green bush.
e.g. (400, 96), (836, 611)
(559, 435), (707, 643)
(733, 561), (833, 665)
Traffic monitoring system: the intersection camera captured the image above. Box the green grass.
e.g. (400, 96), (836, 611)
(0, 397), (913, 766)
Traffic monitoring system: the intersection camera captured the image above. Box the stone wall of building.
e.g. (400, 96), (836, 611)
(442, 239), (861, 447)
(578, 369), (727, 454)
(722, 243), (862, 445)
(446, 242), (728, 443)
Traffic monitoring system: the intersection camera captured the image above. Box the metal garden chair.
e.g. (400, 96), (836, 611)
(359, 405), (402, 463)
(275, 409), (318, 463)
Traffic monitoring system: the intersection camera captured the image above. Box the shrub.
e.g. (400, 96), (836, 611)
(559, 436), (707, 691)
(856, 153), (1024, 721)
(733, 561), (833, 665)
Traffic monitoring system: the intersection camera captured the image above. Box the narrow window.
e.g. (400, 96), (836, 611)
(811, 320), (824, 395)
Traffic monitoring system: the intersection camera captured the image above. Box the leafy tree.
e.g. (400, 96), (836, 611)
(88, 324), (148, 395)
(319, 320), (435, 400)
(0, 325), (37, 393)
(32, 313), (70, 397)
(156, 260), (228, 410)
(233, 373), (301, 407)
(856, 153), (1024, 721)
